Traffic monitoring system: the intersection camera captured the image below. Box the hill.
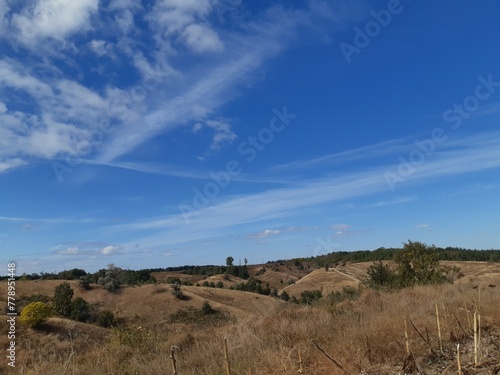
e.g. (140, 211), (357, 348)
(0, 260), (499, 374)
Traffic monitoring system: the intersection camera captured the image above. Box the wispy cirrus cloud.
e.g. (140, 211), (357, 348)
(247, 229), (281, 239)
(107, 131), (500, 250)
(1, 1), (335, 175)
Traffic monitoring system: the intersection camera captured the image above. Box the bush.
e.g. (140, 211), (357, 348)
(70, 297), (91, 322)
(280, 291), (290, 301)
(300, 289), (322, 305)
(165, 276), (182, 284)
(20, 302), (52, 328)
(78, 275), (92, 290)
(201, 301), (215, 315)
(365, 241), (450, 290)
(98, 264), (123, 293)
(171, 282), (184, 299)
(97, 310), (116, 328)
(53, 282), (74, 317)
(365, 261), (396, 290)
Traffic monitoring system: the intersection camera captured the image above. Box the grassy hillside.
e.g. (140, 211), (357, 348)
(0, 261), (498, 374)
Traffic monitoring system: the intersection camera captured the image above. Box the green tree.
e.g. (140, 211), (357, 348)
(226, 256), (234, 267)
(395, 240), (447, 287)
(365, 261), (396, 290)
(20, 302), (52, 328)
(53, 282), (74, 317)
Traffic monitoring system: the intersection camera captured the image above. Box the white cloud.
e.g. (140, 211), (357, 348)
(182, 24), (223, 53)
(247, 229), (281, 239)
(193, 118), (237, 151)
(12, 0), (99, 44)
(89, 39), (111, 56)
(99, 245), (123, 255)
(57, 246), (80, 255)
(0, 158), (28, 173)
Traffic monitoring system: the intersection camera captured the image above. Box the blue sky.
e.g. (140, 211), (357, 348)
(1, 0), (500, 274)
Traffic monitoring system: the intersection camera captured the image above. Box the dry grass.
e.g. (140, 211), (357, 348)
(282, 268), (360, 297)
(0, 262), (498, 374)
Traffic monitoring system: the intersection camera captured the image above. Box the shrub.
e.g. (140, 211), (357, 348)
(53, 282), (74, 317)
(216, 281), (224, 288)
(201, 301), (215, 315)
(280, 291), (290, 301)
(171, 282), (184, 299)
(300, 289), (322, 305)
(20, 302), (52, 328)
(365, 241), (451, 290)
(97, 310), (116, 328)
(165, 276), (182, 284)
(70, 297), (91, 322)
(77, 275), (92, 290)
(98, 264), (123, 293)
(365, 261), (396, 290)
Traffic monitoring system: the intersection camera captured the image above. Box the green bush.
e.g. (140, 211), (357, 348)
(20, 302), (52, 328)
(97, 310), (116, 328)
(70, 297), (91, 322)
(171, 282), (185, 299)
(300, 289), (322, 305)
(201, 301), (215, 315)
(365, 240), (450, 290)
(53, 282), (74, 317)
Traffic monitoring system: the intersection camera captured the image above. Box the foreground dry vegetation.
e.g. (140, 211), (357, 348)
(1, 262), (499, 374)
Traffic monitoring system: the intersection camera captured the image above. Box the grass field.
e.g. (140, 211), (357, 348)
(0, 261), (499, 374)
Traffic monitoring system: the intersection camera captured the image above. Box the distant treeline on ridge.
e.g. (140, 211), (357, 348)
(4, 246), (500, 281)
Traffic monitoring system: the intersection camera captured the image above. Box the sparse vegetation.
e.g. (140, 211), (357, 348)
(170, 303), (231, 326)
(2, 251), (500, 374)
(365, 241), (452, 290)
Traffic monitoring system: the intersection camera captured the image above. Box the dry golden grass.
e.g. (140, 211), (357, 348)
(282, 268), (360, 297)
(0, 261), (498, 374)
